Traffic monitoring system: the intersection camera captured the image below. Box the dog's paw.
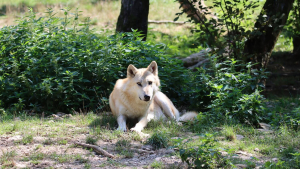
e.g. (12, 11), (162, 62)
(130, 127), (142, 133)
(130, 128), (149, 137)
(139, 132), (150, 137)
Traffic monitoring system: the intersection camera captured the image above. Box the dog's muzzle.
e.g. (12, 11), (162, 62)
(139, 95), (151, 101)
(144, 95), (150, 101)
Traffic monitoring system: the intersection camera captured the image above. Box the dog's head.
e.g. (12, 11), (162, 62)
(127, 61), (160, 102)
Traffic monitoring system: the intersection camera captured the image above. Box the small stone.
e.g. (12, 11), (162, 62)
(62, 114), (73, 118)
(176, 122), (183, 126)
(236, 135), (244, 140)
(213, 127), (223, 131)
(272, 158), (278, 162)
(259, 123), (271, 130)
(155, 157), (161, 161)
(56, 112), (66, 117)
(52, 114), (63, 121)
(142, 145), (154, 151)
(254, 148), (260, 152)
(236, 164), (247, 168)
(256, 129), (273, 133)
(52, 114), (59, 118)
(14, 117), (21, 121)
(165, 149), (175, 154)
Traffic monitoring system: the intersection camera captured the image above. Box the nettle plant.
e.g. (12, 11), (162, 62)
(195, 58), (267, 126)
(0, 8), (191, 114)
(177, 133), (230, 168)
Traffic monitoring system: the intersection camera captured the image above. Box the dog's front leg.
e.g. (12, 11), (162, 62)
(117, 115), (127, 132)
(130, 115), (148, 133)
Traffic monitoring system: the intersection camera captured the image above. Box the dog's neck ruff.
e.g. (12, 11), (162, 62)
(120, 91), (153, 118)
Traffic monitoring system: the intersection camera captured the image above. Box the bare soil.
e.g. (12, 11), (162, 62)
(0, 118), (186, 169)
(265, 52), (300, 96)
(0, 116), (277, 169)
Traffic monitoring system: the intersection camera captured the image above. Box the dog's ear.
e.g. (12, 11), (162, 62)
(127, 64), (138, 78)
(147, 61), (158, 76)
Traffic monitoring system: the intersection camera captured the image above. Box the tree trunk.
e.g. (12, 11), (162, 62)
(243, 0), (295, 69)
(116, 0), (149, 41)
(177, 0), (207, 23)
(293, 35), (300, 57)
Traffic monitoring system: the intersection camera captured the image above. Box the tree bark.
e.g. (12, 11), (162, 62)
(116, 0), (149, 41)
(291, 0), (300, 58)
(243, 0), (295, 69)
(293, 35), (300, 57)
(177, 0), (206, 23)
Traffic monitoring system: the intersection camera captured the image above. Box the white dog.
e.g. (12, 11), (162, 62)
(109, 61), (197, 133)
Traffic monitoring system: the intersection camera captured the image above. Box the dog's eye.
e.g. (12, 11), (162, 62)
(137, 82), (142, 86)
(148, 81), (152, 85)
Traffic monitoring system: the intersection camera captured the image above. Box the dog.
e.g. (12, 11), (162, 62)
(109, 61), (197, 133)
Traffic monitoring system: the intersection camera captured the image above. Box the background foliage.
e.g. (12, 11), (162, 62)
(0, 9), (191, 114)
(0, 7), (268, 127)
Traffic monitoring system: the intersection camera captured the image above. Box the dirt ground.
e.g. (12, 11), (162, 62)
(264, 52), (300, 97)
(0, 116), (278, 169)
(0, 116), (188, 169)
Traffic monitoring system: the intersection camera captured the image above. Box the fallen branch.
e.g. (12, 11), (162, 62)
(74, 142), (115, 158)
(131, 148), (154, 154)
(148, 20), (186, 25)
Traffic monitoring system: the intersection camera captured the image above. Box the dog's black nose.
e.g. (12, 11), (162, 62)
(144, 95), (150, 101)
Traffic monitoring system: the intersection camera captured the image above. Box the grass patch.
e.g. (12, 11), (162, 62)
(86, 136), (98, 145)
(146, 131), (169, 150)
(58, 139), (68, 145)
(49, 153), (73, 163)
(19, 135), (33, 145)
(0, 150), (17, 168)
(43, 138), (54, 145)
(89, 114), (117, 130)
(150, 161), (164, 169)
(222, 126), (236, 142)
(115, 139), (134, 158)
(74, 154), (89, 164)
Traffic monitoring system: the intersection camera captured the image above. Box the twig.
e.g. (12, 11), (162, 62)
(74, 142), (115, 158)
(131, 148), (154, 154)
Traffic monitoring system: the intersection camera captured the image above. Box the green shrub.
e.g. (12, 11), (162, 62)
(264, 98), (300, 130)
(178, 133), (228, 168)
(86, 136), (98, 145)
(115, 139), (134, 158)
(0, 8), (267, 127)
(20, 135), (33, 145)
(263, 152), (300, 169)
(194, 58), (267, 126)
(146, 131), (169, 150)
(0, 8), (191, 114)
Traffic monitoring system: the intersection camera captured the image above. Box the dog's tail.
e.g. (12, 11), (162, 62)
(178, 111), (198, 122)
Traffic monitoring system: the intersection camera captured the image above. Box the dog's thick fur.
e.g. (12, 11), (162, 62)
(109, 61), (197, 133)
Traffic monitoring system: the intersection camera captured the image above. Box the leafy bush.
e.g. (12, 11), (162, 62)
(146, 131), (169, 150)
(0, 8), (191, 114)
(193, 58), (267, 126)
(266, 98), (300, 131)
(178, 133), (229, 168)
(0, 8), (267, 127)
(262, 152), (300, 169)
